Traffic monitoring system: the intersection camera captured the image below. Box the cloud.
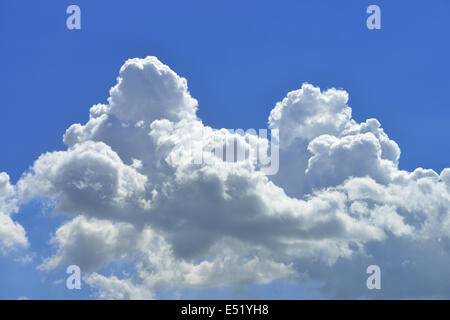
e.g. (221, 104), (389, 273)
(85, 273), (155, 300)
(37, 216), (141, 272)
(6, 56), (450, 299)
(0, 172), (28, 253)
(18, 141), (151, 221)
(0, 212), (28, 253)
(108, 57), (198, 124)
(268, 84), (352, 144)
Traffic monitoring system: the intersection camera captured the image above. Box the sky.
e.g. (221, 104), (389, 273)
(0, 0), (450, 299)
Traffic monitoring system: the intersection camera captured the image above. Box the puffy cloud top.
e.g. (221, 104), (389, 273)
(109, 57), (198, 124)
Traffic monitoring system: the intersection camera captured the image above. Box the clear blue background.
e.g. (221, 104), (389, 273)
(0, 0), (449, 299)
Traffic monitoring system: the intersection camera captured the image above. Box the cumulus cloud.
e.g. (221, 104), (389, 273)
(5, 56), (450, 299)
(85, 273), (155, 300)
(37, 216), (140, 272)
(109, 57), (198, 124)
(18, 141), (151, 220)
(0, 172), (28, 253)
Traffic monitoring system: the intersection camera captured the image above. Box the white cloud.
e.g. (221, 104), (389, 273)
(0, 172), (28, 253)
(38, 216), (140, 272)
(85, 227), (297, 299)
(109, 56), (198, 124)
(268, 84), (352, 145)
(6, 56), (450, 299)
(85, 273), (155, 300)
(18, 141), (151, 220)
(0, 212), (28, 253)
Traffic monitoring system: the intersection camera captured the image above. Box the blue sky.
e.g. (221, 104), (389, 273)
(0, 0), (449, 299)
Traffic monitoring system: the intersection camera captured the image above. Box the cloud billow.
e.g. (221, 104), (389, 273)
(3, 56), (450, 299)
